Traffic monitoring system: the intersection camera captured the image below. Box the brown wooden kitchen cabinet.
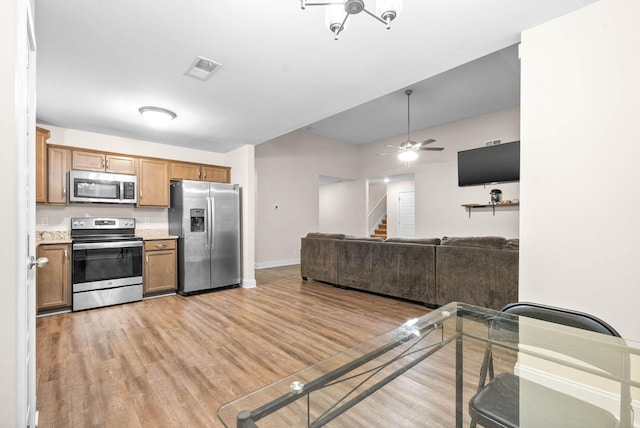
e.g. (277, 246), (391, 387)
(170, 161), (230, 183)
(36, 243), (71, 313)
(72, 149), (137, 174)
(47, 146), (71, 205)
(36, 127), (50, 204)
(138, 157), (169, 207)
(143, 239), (177, 296)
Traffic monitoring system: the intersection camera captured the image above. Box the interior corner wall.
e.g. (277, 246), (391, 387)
(255, 131), (359, 266)
(519, 0), (640, 340)
(224, 145), (256, 286)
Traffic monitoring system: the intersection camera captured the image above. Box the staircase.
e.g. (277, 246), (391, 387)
(371, 218), (387, 239)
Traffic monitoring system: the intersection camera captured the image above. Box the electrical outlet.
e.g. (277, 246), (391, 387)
(41, 217), (48, 225)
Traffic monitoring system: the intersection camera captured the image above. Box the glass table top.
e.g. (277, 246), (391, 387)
(218, 302), (640, 427)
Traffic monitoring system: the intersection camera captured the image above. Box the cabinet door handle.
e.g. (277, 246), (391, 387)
(155, 244), (166, 249)
(102, 159), (105, 169)
(106, 160), (109, 170)
(197, 169), (201, 179)
(64, 250), (68, 262)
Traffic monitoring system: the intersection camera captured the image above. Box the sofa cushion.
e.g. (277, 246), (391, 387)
(343, 236), (385, 242)
(305, 232), (346, 240)
(503, 239), (520, 251)
(384, 237), (441, 245)
(441, 236), (506, 249)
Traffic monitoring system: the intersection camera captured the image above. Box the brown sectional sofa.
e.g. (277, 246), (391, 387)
(300, 233), (519, 310)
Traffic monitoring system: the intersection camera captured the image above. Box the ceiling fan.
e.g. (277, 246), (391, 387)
(378, 89), (444, 161)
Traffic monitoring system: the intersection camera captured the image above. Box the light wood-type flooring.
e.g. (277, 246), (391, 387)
(36, 265), (444, 427)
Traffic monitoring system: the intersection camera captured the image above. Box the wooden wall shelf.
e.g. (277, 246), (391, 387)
(462, 203), (519, 218)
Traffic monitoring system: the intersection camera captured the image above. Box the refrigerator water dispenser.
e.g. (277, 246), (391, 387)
(190, 209), (205, 232)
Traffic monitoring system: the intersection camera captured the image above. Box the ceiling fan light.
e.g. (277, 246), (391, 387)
(139, 106), (176, 127)
(325, 4), (348, 36)
(398, 150), (418, 162)
(376, 0), (402, 24)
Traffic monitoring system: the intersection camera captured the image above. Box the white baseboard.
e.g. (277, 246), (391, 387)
(254, 258), (300, 269)
(516, 363), (639, 426)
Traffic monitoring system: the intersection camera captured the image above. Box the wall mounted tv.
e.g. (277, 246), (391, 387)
(457, 141), (520, 187)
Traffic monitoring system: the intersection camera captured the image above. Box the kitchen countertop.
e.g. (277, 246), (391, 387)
(36, 229), (178, 245)
(135, 229), (179, 240)
(36, 231), (71, 246)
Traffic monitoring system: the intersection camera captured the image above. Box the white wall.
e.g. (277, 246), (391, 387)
(360, 107), (521, 239)
(319, 180), (366, 236)
(519, 0), (640, 340)
(44, 124), (226, 165)
(255, 108), (520, 265)
(255, 131), (360, 266)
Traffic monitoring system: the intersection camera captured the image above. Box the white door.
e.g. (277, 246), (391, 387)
(398, 191), (415, 238)
(16, 2), (39, 426)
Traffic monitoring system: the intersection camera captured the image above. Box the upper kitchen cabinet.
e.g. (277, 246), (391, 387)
(36, 127), (50, 204)
(72, 149), (137, 175)
(170, 161), (230, 183)
(138, 157), (169, 207)
(47, 146), (71, 205)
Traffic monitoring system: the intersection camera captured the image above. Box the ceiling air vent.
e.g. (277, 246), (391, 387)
(184, 56), (222, 81)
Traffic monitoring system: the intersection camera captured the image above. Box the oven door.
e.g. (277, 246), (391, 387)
(72, 240), (143, 291)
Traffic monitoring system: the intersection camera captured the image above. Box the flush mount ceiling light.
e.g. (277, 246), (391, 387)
(139, 106), (177, 127)
(300, 0), (402, 40)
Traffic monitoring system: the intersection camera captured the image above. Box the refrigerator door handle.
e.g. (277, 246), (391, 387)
(210, 195), (216, 250)
(206, 196), (212, 250)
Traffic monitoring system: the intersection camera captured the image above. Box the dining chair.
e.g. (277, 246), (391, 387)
(468, 302), (630, 428)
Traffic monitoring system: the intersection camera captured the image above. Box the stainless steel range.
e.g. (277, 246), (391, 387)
(71, 217), (143, 311)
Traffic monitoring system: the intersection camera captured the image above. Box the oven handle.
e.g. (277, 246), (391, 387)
(73, 241), (143, 250)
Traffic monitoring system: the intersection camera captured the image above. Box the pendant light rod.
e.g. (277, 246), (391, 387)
(406, 89), (412, 144)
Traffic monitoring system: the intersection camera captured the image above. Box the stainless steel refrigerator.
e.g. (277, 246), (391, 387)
(168, 180), (241, 294)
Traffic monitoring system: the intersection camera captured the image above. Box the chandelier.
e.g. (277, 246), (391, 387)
(300, 0), (403, 40)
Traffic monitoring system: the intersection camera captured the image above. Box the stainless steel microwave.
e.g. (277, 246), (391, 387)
(68, 170), (137, 204)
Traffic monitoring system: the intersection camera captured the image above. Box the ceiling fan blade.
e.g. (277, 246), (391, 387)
(419, 147), (444, 151)
(384, 144), (401, 149)
(421, 138), (437, 145)
(376, 152), (395, 156)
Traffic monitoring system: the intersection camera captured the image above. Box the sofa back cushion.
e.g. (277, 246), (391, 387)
(441, 236), (506, 249)
(384, 237), (441, 245)
(503, 239), (519, 251)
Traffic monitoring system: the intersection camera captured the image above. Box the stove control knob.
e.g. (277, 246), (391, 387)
(72, 220), (79, 227)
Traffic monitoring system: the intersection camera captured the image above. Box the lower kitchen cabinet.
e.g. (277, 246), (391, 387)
(36, 244), (71, 313)
(144, 239), (177, 296)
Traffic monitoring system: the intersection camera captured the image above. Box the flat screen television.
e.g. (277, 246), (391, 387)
(457, 141), (520, 186)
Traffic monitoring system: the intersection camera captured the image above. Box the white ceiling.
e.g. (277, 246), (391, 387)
(34, 0), (596, 153)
